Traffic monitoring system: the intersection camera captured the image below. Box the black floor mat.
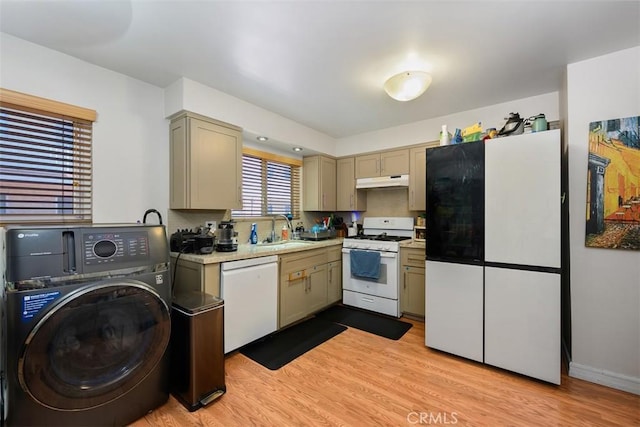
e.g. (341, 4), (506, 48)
(316, 305), (412, 340)
(240, 317), (347, 370)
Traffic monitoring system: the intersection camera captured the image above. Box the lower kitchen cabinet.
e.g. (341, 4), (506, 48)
(400, 247), (425, 317)
(279, 248), (328, 328)
(327, 246), (342, 304)
(170, 256), (220, 296)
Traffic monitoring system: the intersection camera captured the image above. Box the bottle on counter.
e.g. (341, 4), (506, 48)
(281, 224), (289, 241)
(250, 223), (258, 244)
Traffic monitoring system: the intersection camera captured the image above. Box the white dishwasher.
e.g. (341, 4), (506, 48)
(220, 255), (278, 353)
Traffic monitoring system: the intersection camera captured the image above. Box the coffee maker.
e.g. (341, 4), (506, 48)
(215, 221), (238, 252)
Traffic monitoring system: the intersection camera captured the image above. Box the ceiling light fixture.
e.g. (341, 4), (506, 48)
(256, 136), (269, 142)
(383, 70), (432, 102)
(292, 147), (303, 152)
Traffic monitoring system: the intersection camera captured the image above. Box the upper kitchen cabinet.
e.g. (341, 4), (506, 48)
(355, 149), (409, 179)
(303, 155), (336, 211)
(408, 143), (438, 211)
(337, 157), (366, 211)
(170, 111), (242, 210)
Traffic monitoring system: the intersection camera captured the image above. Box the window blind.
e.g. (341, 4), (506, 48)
(0, 101), (93, 224)
(233, 154), (301, 218)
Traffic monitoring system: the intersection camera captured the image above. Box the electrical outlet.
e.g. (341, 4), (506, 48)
(205, 220), (217, 229)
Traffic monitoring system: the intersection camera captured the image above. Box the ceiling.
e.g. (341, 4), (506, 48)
(1, 0), (639, 143)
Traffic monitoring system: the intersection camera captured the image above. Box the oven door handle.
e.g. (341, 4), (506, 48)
(341, 248), (397, 258)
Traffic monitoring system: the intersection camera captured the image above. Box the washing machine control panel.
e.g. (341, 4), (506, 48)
(83, 231), (150, 265)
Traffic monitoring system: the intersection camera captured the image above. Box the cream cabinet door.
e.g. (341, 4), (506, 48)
(306, 264), (328, 313)
(380, 149), (409, 176)
(170, 257), (221, 297)
(169, 117), (189, 209)
(189, 118), (242, 209)
(327, 260), (342, 304)
(409, 145), (428, 211)
(401, 266), (425, 317)
(321, 156), (337, 211)
(279, 270), (308, 328)
(337, 157), (366, 211)
(169, 112), (242, 210)
(303, 155), (336, 211)
(355, 153), (380, 178)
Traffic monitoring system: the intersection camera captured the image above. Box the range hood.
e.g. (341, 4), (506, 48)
(356, 174), (409, 189)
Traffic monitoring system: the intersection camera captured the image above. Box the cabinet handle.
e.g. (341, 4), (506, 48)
(403, 271), (407, 289)
(329, 267), (332, 284)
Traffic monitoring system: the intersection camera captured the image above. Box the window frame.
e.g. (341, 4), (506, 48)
(0, 88), (96, 225)
(232, 147), (302, 220)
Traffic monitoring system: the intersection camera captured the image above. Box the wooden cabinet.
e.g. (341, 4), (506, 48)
(169, 111), (242, 210)
(279, 248), (328, 327)
(400, 247), (425, 317)
(355, 149), (409, 179)
(409, 145), (428, 211)
(336, 157), (366, 211)
(327, 246), (342, 304)
(170, 256), (221, 297)
(303, 155), (336, 211)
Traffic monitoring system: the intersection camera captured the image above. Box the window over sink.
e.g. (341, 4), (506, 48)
(232, 148), (301, 219)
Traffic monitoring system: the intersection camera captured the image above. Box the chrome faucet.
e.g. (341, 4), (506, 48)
(271, 214), (293, 242)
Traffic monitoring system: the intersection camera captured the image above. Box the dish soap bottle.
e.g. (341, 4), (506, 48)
(281, 224), (289, 241)
(250, 223), (258, 244)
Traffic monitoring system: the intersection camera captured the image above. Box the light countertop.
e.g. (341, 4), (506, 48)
(171, 238), (343, 265)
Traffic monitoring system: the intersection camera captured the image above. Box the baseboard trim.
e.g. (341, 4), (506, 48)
(569, 362), (640, 395)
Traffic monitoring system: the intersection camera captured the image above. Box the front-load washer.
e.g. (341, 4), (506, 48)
(2, 224), (171, 426)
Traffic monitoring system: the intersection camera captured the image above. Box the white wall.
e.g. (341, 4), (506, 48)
(567, 46), (640, 394)
(0, 33), (168, 224)
(336, 92), (560, 156)
(164, 77), (336, 155)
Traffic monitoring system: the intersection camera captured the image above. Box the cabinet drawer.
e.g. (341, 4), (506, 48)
(401, 248), (425, 268)
(327, 245), (342, 262)
(280, 248), (327, 274)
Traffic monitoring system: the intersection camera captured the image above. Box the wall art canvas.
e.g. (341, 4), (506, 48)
(585, 115), (640, 250)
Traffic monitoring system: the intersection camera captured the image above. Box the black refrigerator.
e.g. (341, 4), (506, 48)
(425, 141), (486, 363)
(426, 141), (485, 265)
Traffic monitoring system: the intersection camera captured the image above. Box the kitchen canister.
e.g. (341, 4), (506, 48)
(531, 114), (548, 132)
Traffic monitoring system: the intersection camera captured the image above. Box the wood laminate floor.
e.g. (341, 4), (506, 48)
(131, 317), (639, 426)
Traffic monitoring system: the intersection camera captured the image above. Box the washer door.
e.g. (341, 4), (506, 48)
(19, 281), (170, 411)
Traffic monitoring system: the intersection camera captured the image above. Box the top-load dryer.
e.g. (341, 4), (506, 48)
(2, 224), (171, 426)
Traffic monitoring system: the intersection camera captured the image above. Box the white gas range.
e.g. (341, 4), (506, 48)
(342, 217), (414, 317)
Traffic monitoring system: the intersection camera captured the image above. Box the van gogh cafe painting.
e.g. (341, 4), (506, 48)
(585, 115), (640, 251)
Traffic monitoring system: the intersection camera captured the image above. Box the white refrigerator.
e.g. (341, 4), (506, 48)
(426, 129), (562, 384)
(484, 129), (561, 384)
